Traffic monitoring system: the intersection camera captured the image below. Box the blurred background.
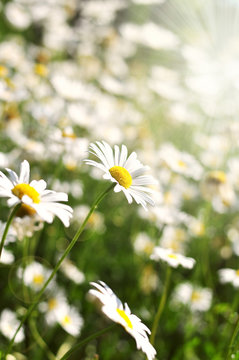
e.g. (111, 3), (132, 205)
(1, 0), (239, 359)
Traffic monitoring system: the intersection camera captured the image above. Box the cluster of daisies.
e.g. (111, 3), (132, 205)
(0, 141), (159, 359)
(1, 138), (237, 359)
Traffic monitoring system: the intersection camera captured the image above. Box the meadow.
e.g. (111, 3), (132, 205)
(0, 0), (239, 359)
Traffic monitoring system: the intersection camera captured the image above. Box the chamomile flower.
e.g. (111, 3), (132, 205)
(150, 246), (196, 269)
(89, 281), (156, 360)
(172, 282), (212, 312)
(18, 261), (53, 291)
(85, 141), (157, 210)
(0, 160), (73, 227)
(0, 309), (24, 343)
(218, 268), (239, 288)
(56, 303), (83, 336)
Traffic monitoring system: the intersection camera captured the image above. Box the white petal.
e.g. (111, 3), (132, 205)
(30, 180), (47, 193)
(5, 169), (19, 186)
(19, 160), (30, 184)
(119, 144), (128, 166)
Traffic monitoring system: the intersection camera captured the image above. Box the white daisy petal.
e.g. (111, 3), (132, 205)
(19, 160), (30, 184)
(119, 144), (128, 166)
(114, 145), (120, 166)
(30, 179), (47, 193)
(5, 169), (19, 186)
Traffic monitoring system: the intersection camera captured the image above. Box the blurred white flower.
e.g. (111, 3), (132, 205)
(0, 248), (14, 264)
(0, 309), (24, 343)
(5, 2), (31, 30)
(0, 221), (17, 245)
(151, 247), (195, 269)
(200, 170), (235, 212)
(172, 283), (212, 312)
(12, 216), (44, 241)
(56, 303), (83, 336)
(73, 205), (105, 233)
(60, 258), (85, 285)
(218, 268), (239, 288)
(120, 22), (179, 50)
(158, 143), (203, 180)
(160, 225), (188, 253)
(18, 261), (52, 291)
(133, 232), (155, 256)
(89, 281), (156, 360)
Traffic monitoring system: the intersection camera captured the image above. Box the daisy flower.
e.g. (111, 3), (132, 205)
(150, 246), (196, 269)
(56, 303), (83, 336)
(172, 282), (212, 312)
(0, 309), (24, 343)
(89, 281), (156, 360)
(18, 261), (53, 291)
(84, 141), (157, 210)
(218, 268), (239, 288)
(0, 160), (73, 227)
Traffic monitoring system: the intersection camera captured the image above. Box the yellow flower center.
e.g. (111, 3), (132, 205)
(48, 298), (58, 310)
(34, 63), (48, 77)
(168, 254), (178, 259)
(17, 204), (37, 217)
(0, 65), (8, 77)
(62, 130), (77, 140)
(191, 291), (201, 302)
(117, 308), (133, 329)
(208, 171), (226, 184)
(178, 160), (187, 168)
(33, 274), (44, 285)
(12, 184), (40, 204)
(62, 315), (71, 325)
(236, 270), (239, 277)
(109, 166), (132, 189)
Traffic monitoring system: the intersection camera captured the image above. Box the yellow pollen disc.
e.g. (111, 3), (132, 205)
(236, 270), (239, 277)
(178, 160), (187, 168)
(168, 254), (178, 259)
(34, 63), (48, 77)
(117, 308), (133, 329)
(61, 130), (77, 139)
(12, 183), (40, 204)
(62, 315), (71, 325)
(0, 65), (8, 77)
(33, 274), (44, 285)
(191, 291), (201, 302)
(109, 166), (132, 189)
(208, 171), (226, 184)
(48, 298), (58, 310)
(17, 204), (37, 217)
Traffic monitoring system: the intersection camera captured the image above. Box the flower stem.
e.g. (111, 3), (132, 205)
(29, 317), (57, 360)
(5, 183), (114, 358)
(0, 203), (21, 259)
(59, 324), (116, 360)
(226, 313), (239, 360)
(150, 265), (171, 346)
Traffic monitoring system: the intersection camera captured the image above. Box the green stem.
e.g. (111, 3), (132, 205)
(5, 183), (114, 358)
(0, 204), (21, 259)
(226, 313), (239, 360)
(150, 265), (171, 346)
(22, 236), (31, 304)
(29, 318), (57, 360)
(59, 324), (116, 360)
